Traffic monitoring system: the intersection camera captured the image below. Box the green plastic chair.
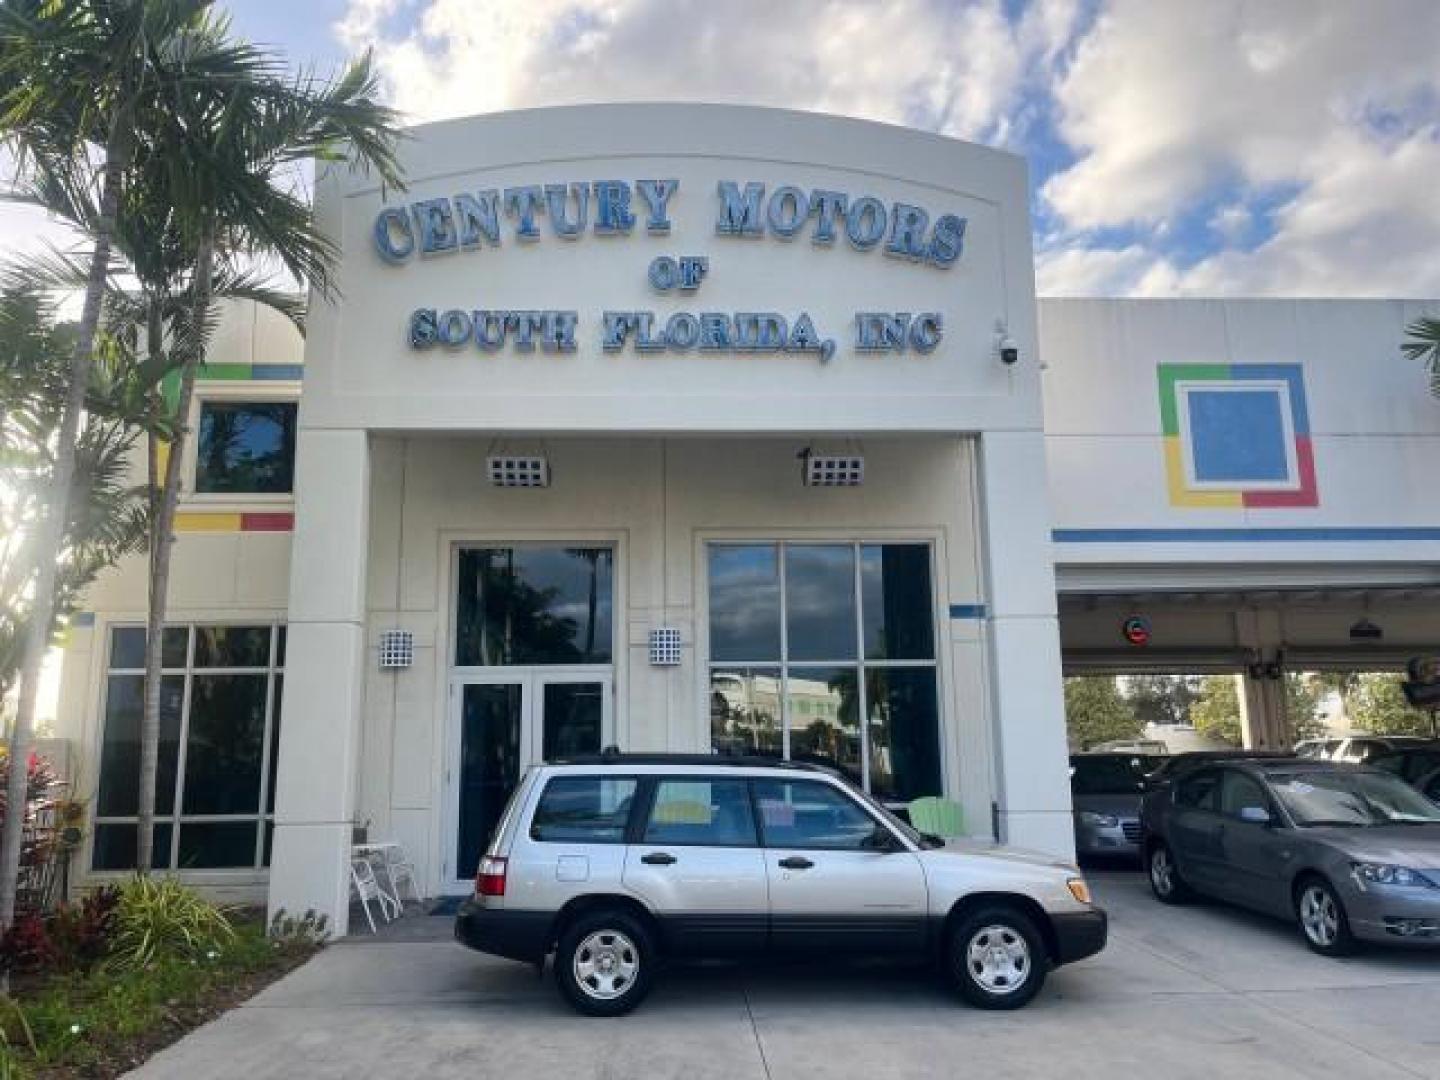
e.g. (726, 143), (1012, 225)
(907, 796), (965, 838)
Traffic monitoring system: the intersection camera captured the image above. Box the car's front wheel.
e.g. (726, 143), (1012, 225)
(554, 909), (655, 1016)
(1148, 842), (1194, 904)
(1295, 876), (1358, 957)
(946, 906), (1048, 1010)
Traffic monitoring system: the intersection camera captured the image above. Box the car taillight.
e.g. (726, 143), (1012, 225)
(476, 856), (507, 897)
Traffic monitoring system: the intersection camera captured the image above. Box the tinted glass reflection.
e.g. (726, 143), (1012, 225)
(708, 545), (781, 662)
(110, 626), (188, 669)
(194, 625), (272, 667)
(455, 548), (613, 666)
(710, 667), (782, 758)
(786, 666), (862, 784)
(96, 674), (183, 816)
(861, 544), (935, 660)
(177, 822), (258, 869)
(182, 674), (268, 814)
(195, 401), (297, 494)
(866, 668), (941, 801)
(785, 545), (856, 661)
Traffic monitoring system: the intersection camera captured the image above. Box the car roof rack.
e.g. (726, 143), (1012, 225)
(549, 751), (825, 772)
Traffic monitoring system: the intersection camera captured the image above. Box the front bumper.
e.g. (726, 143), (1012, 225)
(1342, 882), (1440, 947)
(1074, 818), (1143, 858)
(454, 898), (553, 963)
(1049, 909), (1108, 966)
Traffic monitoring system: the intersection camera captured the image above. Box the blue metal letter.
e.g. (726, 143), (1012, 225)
(715, 181), (765, 236)
(648, 256), (679, 292)
(545, 183), (590, 239)
(636, 179), (679, 233)
(474, 311), (505, 351)
(665, 313), (700, 350)
(910, 313), (942, 352)
(766, 186), (810, 238)
(594, 181), (636, 234)
(699, 313), (731, 350)
(438, 309), (472, 347)
(886, 203), (930, 261)
(543, 311), (579, 351)
(809, 190), (848, 245)
(678, 256), (709, 290)
(928, 214), (967, 266)
(455, 191), (501, 248)
(602, 311), (636, 350)
(375, 207), (415, 262)
(408, 308), (436, 347)
(504, 187), (545, 240)
(845, 197), (887, 250)
(411, 198), (458, 254)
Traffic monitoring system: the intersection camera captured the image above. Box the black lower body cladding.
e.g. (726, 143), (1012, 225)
(1049, 909), (1108, 965)
(454, 899), (552, 963)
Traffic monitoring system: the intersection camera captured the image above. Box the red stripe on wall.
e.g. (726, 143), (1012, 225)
(240, 512), (295, 531)
(1242, 438), (1318, 508)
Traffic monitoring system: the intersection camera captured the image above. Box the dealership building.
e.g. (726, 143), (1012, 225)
(50, 105), (1440, 933)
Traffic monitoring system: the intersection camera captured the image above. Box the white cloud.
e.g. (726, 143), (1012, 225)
(336, 0), (1081, 143)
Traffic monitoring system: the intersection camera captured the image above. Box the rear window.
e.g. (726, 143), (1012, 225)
(530, 776), (638, 843)
(1071, 755), (1162, 795)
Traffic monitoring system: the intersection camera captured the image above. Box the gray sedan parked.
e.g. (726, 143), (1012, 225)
(1141, 758), (1440, 954)
(1070, 753), (1164, 860)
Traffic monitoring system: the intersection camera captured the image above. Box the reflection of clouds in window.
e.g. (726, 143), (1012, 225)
(785, 545), (856, 661)
(709, 545), (781, 662)
(455, 547), (613, 665)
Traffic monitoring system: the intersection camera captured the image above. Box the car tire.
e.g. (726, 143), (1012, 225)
(1294, 876), (1358, 957)
(554, 909), (655, 1016)
(1147, 842), (1194, 905)
(946, 906), (1048, 1010)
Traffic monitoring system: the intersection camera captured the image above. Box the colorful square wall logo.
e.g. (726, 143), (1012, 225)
(1158, 364), (1317, 508)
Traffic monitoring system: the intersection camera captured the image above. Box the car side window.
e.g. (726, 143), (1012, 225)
(1369, 752), (1405, 777)
(1219, 771), (1269, 820)
(752, 779), (880, 851)
(642, 779), (757, 847)
(1174, 769), (1220, 811)
(1423, 772), (1440, 804)
(530, 776), (638, 843)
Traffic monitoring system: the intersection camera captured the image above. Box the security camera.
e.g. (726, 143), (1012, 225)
(999, 336), (1019, 365)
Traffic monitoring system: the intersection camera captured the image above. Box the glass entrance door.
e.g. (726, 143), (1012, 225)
(445, 671), (612, 892)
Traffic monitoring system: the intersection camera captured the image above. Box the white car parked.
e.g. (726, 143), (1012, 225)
(455, 754), (1107, 1015)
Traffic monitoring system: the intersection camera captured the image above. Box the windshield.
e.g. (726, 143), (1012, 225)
(1270, 770), (1440, 827)
(1071, 755), (1164, 795)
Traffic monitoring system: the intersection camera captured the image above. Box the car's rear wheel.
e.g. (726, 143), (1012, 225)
(1147, 842), (1193, 904)
(946, 906), (1048, 1010)
(555, 909), (655, 1016)
(1295, 876), (1358, 957)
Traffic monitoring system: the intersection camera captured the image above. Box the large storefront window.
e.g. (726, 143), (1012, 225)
(93, 624), (284, 871)
(455, 546), (613, 666)
(707, 542), (941, 801)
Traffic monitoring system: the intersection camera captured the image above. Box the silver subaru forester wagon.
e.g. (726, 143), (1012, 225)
(456, 755), (1106, 1015)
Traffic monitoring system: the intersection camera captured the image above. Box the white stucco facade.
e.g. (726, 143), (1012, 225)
(49, 105), (1440, 933)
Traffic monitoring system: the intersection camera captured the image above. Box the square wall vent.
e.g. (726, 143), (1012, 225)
(487, 455), (550, 488)
(803, 454), (865, 487)
(649, 627), (682, 666)
(378, 629), (414, 670)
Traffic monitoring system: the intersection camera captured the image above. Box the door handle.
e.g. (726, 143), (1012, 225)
(641, 852), (677, 866)
(778, 856), (814, 870)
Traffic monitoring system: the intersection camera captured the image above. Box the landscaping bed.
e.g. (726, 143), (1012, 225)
(0, 885), (325, 1079)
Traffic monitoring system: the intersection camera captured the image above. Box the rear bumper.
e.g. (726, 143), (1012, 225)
(454, 898), (552, 963)
(1049, 909), (1108, 966)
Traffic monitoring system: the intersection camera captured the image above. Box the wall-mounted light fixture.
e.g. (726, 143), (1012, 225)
(1349, 616), (1383, 641)
(487, 455), (550, 488)
(994, 318), (1019, 366)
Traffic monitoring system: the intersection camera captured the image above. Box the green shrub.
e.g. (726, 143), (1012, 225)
(108, 878), (234, 971)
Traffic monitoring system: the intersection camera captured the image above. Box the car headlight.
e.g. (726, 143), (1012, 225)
(1351, 862), (1432, 888)
(1079, 811), (1119, 828)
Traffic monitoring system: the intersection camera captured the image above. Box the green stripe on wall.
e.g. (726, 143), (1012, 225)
(1157, 363), (1231, 435)
(196, 362), (252, 380)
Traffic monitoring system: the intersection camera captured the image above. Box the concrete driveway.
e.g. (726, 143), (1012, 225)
(132, 872), (1440, 1079)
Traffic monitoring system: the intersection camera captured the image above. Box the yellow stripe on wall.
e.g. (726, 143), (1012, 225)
(174, 512), (243, 532)
(1163, 439), (1242, 508)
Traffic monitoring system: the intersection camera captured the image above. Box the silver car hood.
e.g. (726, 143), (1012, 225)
(933, 838), (1077, 873)
(1300, 824), (1440, 867)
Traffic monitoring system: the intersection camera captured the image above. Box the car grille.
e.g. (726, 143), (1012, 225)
(1121, 821), (1142, 843)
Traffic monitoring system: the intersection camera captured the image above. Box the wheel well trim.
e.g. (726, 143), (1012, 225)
(942, 892), (1060, 964)
(549, 893), (659, 952)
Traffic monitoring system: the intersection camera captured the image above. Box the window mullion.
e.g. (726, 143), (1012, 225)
(170, 627), (195, 871)
(853, 542), (870, 791)
(777, 542), (790, 760)
(254, 625), (278, 869)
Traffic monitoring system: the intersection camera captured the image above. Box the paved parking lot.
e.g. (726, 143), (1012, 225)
(132, 871), (1440, 1079)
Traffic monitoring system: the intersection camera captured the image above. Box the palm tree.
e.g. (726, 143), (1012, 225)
(129, 22), (402, 871)
(1401, 316), (1440, 397)
(0, 0), (218, 931)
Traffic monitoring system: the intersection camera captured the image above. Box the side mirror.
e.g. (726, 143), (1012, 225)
(862, 825), (899, 851)
(1238, 806), (1272, 826)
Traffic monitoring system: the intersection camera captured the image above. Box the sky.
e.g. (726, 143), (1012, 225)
(6, 0), (1440, 298)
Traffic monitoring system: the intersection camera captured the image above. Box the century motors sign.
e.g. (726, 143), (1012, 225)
(371, 180), (967, 363)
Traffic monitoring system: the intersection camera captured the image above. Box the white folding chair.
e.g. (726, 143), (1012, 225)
(379, 844), (422, 908)
(350, 857), (397, 933)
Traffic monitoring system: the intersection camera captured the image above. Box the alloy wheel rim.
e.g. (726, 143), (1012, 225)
(573, 929), (639, 1000)
(966, 924), (1031, 994)
(1300, 886), (1339, 946)
(1151, 849), (1173, 895)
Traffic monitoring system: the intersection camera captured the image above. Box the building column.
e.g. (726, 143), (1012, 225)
(268, 429), (370, 936)
(977, 430), (1074, 859)
(1238, 668), (1288, 750)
